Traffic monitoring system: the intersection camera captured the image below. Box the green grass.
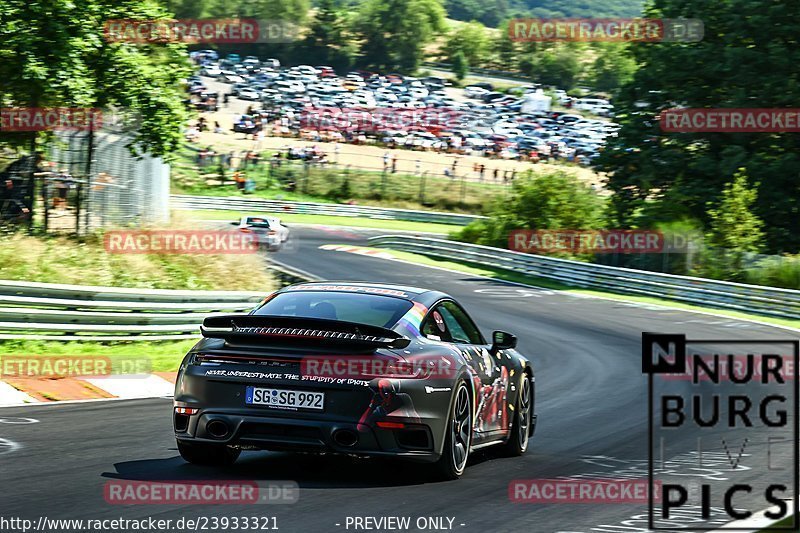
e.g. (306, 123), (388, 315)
(171, 145), (509, 213)
(0, 339), (198, 372)
(0, 230), (273, 365)
(0, 227), (275, 291)
(763, 514), (796, 530)
(354, 246), (800, 330)
(189, 209), (460, 234)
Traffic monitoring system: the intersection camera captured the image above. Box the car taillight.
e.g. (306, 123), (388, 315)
(239, 228), (252, 233)
(267, 231), (277, 236)
(376, 421), (405, 429)
(175, 407), (199, 415)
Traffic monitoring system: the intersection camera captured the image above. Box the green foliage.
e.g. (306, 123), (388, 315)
(491, 21), (519, 70)
(590, 43), (636, 94)
(445, 0), (508, 27)
(451, 171), (604, 247)
(744, 255), (800, 290)
(301, 0), (355, 70)
(0, 0), (192, 156)
(445, 0), (642, 26)
(599, 0), (800, 254)
(451, 50), (469, 80)
(443, 21), (490, 67)
(698, 169), (765, 280)
(353, 0), (446, 74)
(706, 169), (765, 253)
(518, 44), (581, 89)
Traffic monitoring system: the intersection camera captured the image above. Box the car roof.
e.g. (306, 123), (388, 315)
(279, 281), (445, 303)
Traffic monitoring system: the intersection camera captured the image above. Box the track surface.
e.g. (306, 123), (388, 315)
(1, 226), (796, 532)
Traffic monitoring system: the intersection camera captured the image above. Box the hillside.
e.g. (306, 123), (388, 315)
(445, 0), (644, 27)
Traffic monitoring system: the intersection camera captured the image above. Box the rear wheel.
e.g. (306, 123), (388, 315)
(432, 382), (472, 480)
(500, 375), (532, 456)
(177, 440), (241, 466)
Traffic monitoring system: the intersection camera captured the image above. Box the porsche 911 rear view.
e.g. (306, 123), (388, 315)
(174, 282), (536, 479)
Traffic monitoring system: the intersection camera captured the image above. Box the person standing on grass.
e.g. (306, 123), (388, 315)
(383, 151), (390, 171)
(391, 155), (397, 174)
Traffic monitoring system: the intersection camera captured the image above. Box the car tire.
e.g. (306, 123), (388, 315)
(500, 374), (532, 457)
(432, 381), (472, 480)
(177, 440), (241, 466)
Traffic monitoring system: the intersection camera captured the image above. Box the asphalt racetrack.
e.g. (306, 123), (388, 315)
(1, 226), (796, 533)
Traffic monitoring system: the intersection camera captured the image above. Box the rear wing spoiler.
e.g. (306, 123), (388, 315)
(200, 314), (410, 349)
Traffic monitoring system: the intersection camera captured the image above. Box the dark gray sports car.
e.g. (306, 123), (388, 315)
(174, 282), (536, 479)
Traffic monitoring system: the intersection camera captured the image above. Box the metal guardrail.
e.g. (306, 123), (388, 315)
(423, 62), (532, 83)
(0, 280), (269, 340)
(171, 194), (484, 226)
(369, 235), (800, 321)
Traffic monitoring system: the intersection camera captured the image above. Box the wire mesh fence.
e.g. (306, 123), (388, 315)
(0, 124), (170, 235)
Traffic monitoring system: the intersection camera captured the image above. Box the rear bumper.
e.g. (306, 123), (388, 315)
(175, 410), (439, 462)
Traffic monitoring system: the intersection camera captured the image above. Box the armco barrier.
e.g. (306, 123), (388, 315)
(170, 195), (484, 226)
(0, 280), (268, 340)
(368, 235), (800, 320)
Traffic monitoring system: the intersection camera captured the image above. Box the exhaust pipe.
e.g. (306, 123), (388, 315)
(206, 420), (230, 439)
(332, 429), (358, 447)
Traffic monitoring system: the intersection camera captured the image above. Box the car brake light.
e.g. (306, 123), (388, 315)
(376, 421), (405, 429)
(175, 407), (199, 415)
(267, 231), (277, 236)
(240, 228), (252, 233)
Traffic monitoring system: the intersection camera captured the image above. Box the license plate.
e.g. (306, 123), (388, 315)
(245, 386), (324, 411)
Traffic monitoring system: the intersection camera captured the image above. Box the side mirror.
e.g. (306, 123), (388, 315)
(491, 330), (517, 352)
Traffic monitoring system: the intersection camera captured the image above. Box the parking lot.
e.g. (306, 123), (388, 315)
(185, 51), (615, 185)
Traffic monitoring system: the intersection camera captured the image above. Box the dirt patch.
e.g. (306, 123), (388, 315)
(4, 376), (115, 402)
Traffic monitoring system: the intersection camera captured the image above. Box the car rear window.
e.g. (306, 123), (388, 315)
(245, 217), (272, 228)
(254, 291), (413, 328)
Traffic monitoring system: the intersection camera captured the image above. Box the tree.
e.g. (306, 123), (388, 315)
(0, 0), (192, 157)
(353, 0), (446, 74)
(444, 0), (507, 27)
(451, 50), (468, 80)
(301, 0), (354, 70)
(589, 43), (636, 94)
(492, 21), (518, 71)
(524, 45), (581, 89)
(452, 171), (604, 248)
(443, 21), (489, 67)
(598, 0), (800, 254)
(703, 168), (765, 279)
